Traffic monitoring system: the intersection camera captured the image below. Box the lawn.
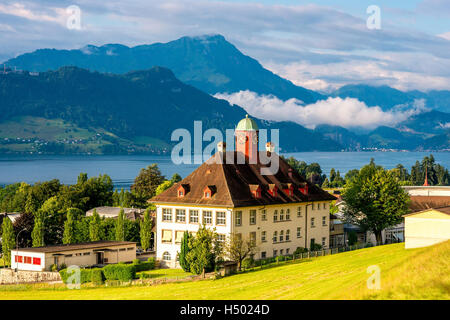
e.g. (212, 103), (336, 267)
(137, 268), (192, 280)
(0, 241), (448, 300)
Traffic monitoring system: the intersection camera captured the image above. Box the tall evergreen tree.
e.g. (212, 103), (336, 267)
(140, 209), (152, 251)
(179, 231), (191, 272)
(63, 208), (76, 244)
(89, 209), (101, 241)
(1, 217), (15, 267)
(115, 208), (125, 241)
(31, 212), (45, 247)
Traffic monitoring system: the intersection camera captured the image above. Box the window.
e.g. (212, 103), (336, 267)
(280, 230), (284, 242)
(32, 257), (41, 265)
(189, 210), (199, 223)
(162, 208), (172, 222)
(176, 209), (186, 223)
(273, 231), (278, 243)
(286, 229), (290, 241)
(162, 230), (173, 243)
(311, 203), (315, 210)
(216, 211), (226, 225)
(322, 216), (327, 226)
(83, 252), (91, 255)
(235, 211), (242, 226)
(297, 207), (302, 217)
(323, 203), (327, 210)
(297, 227), (301, 238)
(280, 249), (284, 256)
(64, 254), (72, 258)
(250, 210), (256, 225)
(286, 248), (290, 254)
(203, 211), (212, 224)
(286, 209), (290, 220)
(322, 237), (326, 247)
(273, 250), (278, 257)
(217, 234), (226, 242)
(250, 232), (256, 245)
(261, 252), (266, 259)
(119, 248), (126, 252)
(24, 256), (32, 264)
(204, 191), (211, 198)
(178, 190), (184, 197)
(14, 256), (23, 263)
(175, 231), (184, 244)
(127, 247), (133, 251)
(311, 217), (315, 228)
(261, 231), (267, 242)
(261, 209), (267, 221)
(280, 209), (284, 221)
(163, 252), (171, 261)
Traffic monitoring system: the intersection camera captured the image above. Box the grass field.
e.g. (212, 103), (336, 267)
(0, 241), (448, 300)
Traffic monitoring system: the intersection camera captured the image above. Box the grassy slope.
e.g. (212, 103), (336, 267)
(0, 241), (448, 300)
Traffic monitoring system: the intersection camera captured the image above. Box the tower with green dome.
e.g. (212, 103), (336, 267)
(235, 114), (259, 164)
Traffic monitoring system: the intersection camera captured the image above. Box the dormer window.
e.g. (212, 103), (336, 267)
(249, 184), (261, 198)
(203, 185), (216, 199)
(299, 183), (309, 195)
(177, 184), (190, 198)
(282, 183), (294, 196)
(268, 184), (278, 197)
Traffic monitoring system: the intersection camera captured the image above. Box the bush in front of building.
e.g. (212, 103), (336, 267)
(91, 269), (105, 285)
(59, 268), (100, 284)
(132, 258), (156, 272)
(241, 257), (255, 270)
(102, 264), (136, 281)
(294, 247), (308, 255)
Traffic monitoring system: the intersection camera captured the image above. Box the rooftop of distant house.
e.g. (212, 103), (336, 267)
(86, 206), (145, 220)
(15, 240), (137, 254)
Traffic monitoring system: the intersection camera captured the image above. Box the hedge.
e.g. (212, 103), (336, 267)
(102, 264), (136, 281)
(59, 268), (101, 284)
(133, 258), (156, 272)
(91, 269), (105, 284)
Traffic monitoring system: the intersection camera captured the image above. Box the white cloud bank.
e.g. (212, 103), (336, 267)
(215, 91), (427, 129)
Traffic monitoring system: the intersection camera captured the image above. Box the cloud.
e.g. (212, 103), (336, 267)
(215, 90), (427, 129)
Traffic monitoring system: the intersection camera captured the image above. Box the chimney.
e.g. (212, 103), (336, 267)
(217, 141), (226, 153)
(266, 142), (274, 155)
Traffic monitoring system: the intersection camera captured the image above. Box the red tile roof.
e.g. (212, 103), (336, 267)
(150, 152), (336, 207)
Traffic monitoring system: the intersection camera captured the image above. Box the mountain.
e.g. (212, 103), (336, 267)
(3, 34), (322, 103)
(332, 84), (450, 113)
(0, 66), (340, 154)
(314, 125), (363, 150)
(397, 110), (450, 135)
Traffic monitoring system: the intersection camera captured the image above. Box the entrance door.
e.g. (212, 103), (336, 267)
(96, 252), (104, 264)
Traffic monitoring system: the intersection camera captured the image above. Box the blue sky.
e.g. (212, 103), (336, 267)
(1, 0), (450, 93)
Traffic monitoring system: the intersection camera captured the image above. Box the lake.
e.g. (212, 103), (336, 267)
(0, 152), (449, 189)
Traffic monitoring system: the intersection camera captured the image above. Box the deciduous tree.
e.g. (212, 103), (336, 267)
(1, 217), (15, 267)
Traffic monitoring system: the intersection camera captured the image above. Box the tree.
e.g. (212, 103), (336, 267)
(131, 164), (165, 200)
(140, 209), (152, 251)
(31, 211), (45, 247)
(155, 180), (174, 196)
(342, 164), (410, 245)
(89, 209), (101, 241)
(63, 208), (77, 244)
(115, 208), (125, 241)
(179, 231), (191, 272)
(225, 234), (257, 271)
(171, 173), (182, 183)
(13, 213), (34, 248)
(345, 169), (359, 184)
(186, 226), (218, 277)
(1, 217), (15, 267)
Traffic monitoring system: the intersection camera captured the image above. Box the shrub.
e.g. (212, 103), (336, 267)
(91, 269), (105, 285)
(51, 264), (58, 272)
(294, 247), (308, 255)
(241, 257), (254, 269)
(103, 264), (136, 281)
(139, 273), (153, 280)
(59, 263), (67, 271)
(147, 257), (156, 269)
(132, 259), (141, 265)
(310, 244), (323, 252)
(59, 268), (97, 284)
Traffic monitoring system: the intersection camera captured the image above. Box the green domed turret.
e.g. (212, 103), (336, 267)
(236, 114), (258, 131)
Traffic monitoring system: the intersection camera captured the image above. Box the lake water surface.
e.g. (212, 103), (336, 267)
(0, 152), (449, 189)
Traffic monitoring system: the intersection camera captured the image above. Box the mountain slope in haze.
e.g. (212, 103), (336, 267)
(332, 84), (450, 113)
(3, 35), (322, 104)
(0, 66), (340, 154)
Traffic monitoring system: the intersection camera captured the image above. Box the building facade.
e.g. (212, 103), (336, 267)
(151, 116), (336, 268)
(11, 241), (136, 271)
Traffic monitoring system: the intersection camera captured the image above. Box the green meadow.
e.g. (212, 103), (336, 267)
(0, 241), (448, 300)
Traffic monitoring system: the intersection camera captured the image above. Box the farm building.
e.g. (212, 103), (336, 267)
(403, 207), (450, 249)
(11, 241), (137, 271)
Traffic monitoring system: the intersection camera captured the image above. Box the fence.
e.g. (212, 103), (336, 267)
(243, 241), (403, 271)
